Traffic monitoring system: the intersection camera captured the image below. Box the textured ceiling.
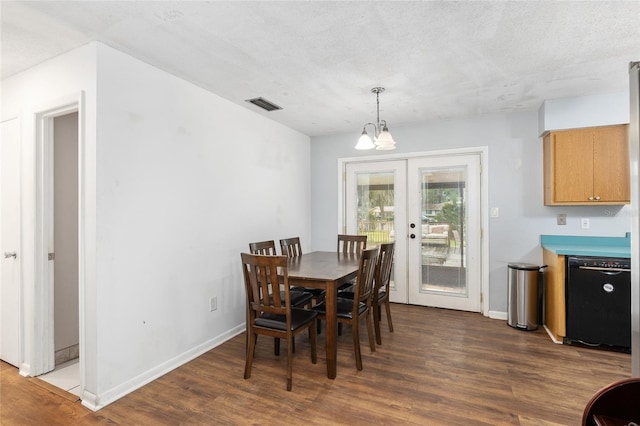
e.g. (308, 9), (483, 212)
(2, 1), (640, 137)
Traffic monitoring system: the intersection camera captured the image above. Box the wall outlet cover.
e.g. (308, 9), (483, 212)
(557, 214), (567, 225)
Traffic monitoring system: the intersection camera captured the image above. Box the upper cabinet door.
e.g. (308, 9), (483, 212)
(592, 125), (630, 203)
(549, 129), (594, 204)
(544, 125), (630, 206)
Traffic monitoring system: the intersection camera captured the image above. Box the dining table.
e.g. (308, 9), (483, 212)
(285, 251), (360, 379)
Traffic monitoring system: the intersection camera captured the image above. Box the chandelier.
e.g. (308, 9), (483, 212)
(355, 87), (396, 150)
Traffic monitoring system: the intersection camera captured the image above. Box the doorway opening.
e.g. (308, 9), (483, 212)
(35, 106), (81, 397)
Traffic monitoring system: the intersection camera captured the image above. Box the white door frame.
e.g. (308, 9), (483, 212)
(338, 147), (490, 316)
(24, 93), (85, 385)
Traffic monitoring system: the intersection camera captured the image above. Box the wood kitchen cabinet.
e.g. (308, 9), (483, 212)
(543, 249), (565, 343)
(543, 124), (629, 205)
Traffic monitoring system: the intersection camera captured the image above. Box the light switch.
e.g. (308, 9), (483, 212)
(490, 207), (499, 218)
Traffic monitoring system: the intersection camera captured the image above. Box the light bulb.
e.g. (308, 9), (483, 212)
(355, 128), (375, 150)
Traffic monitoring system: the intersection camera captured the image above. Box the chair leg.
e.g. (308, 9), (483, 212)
(274, 338), (280, 356)
(245, 333), (257, 379)
(352, 320), (362, 371)
(286, 335), (293, 391)
(366, 310), (376, 353)
(309, 322), (318, 364)
(384, 300), (394, 332)
(373, 302), (382, 346)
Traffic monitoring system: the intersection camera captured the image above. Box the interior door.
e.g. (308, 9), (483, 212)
(345, 161), (408, 303)
(407, 154), (481, 312)
(1, 118), (21, 367)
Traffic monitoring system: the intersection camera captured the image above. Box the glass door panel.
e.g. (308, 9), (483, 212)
(345, 161), (407, 303)
(421, 167), (466, 296)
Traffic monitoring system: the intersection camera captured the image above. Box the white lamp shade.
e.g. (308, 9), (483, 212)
(375, 129), (396, 150)
(355, 132), (375, 150)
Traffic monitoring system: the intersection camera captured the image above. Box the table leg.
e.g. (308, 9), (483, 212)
(324, 280), (337, 379)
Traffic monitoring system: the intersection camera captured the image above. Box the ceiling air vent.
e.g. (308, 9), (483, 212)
(245, 97), (282, 112)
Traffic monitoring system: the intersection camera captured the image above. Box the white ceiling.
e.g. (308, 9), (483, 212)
(2, 1), (640, 137)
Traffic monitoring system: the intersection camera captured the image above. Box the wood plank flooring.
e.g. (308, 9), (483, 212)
(0, 304), (631, 425)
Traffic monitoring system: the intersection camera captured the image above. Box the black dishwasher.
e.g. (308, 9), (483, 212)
(565, 256), (631, 350)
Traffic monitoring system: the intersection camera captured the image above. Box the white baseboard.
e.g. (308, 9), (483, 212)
(19, 362), (31, 377)
(488, 310), (508, 320)
(83, 324), (245, 411)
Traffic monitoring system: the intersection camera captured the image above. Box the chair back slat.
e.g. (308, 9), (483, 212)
(280, 237), (303, 258)
(337, 234), (367, 255)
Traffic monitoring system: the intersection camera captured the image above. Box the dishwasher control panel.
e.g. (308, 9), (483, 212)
(568, 256), (630, 271)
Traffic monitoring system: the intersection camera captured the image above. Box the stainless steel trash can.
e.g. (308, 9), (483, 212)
(507, 263), (543, 330)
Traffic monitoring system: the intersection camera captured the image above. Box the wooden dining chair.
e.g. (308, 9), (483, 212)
(336, 234), (367, 292)
(248, 240), (278, 255)
(337, 234), (367, 255)
(372, 242), (395, 345)
(280, 237), (303, 258)
(249, 240), (313, 354)
(339, 242), (395, 345)
(281, 237), (326, 303)
(241, 253), (318, 391)
(249, 240), (313, 308)
(312, 247), (378, 371)
(334, 234), (369, 335)
(280, 237), (326, 334)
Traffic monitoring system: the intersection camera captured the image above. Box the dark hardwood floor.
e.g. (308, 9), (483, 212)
(0, 304), (631, 425)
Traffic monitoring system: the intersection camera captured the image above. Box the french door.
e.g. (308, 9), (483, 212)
(406, 155), (481, 311)
(344, 154), (482, 312)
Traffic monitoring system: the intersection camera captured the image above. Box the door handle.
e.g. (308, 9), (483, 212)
(4, 251), (17, 259)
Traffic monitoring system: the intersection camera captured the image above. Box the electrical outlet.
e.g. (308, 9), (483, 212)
(581, 218), (590, 229)
(557, 214), (567, 225)
(209, 296), (217, 312)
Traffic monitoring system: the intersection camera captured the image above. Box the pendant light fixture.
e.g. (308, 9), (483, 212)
(355, 87), (396, 150)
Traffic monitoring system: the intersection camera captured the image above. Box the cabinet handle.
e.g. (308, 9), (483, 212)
(588, 196), (594, 201)
(595, 195), (601, 201)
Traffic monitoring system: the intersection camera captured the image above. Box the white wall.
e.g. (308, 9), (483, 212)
(93, 44), (310, 406)
(310, 109), (631, 313)
(1, 42), (311, 410)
